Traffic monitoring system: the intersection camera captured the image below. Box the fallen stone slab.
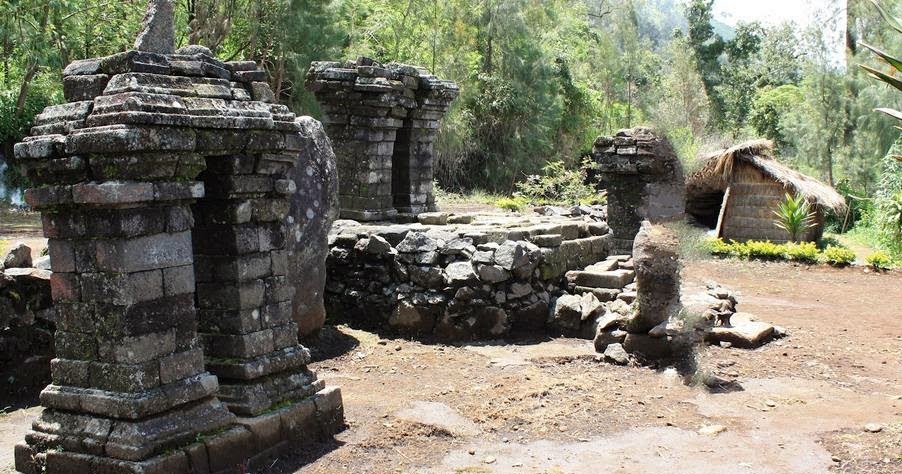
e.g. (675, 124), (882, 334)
(706, 322), (775, 349)
(585, 259), (619, 272)
(565, 269), (635, 289)
(418, 212), (449, 225)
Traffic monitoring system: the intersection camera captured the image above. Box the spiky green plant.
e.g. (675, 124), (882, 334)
(860, 0), (902, 145)
(773, 193), (815, 242)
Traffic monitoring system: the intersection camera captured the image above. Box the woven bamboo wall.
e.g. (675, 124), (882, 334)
(720, 163), (824, 242)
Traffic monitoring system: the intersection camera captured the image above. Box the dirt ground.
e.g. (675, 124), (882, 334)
(0, 210), (45, 261)
(1, 254), (900, 473)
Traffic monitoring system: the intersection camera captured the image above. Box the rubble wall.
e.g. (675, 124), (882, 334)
(324, 212), (612, 340)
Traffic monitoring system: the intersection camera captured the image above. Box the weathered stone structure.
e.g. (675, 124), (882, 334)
(592, 127), (685, 253)
(306, 58), (458, 221)
(592, 222), (684, 362)
(286, 117), (340, 336)
(11, 4), (342, 473)
(325, 210), (612, 340)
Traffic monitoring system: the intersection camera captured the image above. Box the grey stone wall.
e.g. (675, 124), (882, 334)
(325, 213), (611, 340)
(306, 58), (458, 221)
(592, 127), (685, 253)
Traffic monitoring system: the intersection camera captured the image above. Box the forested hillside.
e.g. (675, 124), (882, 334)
(1, 0), (900, 254)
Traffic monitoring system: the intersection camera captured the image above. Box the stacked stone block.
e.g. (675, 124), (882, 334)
(12, 41), (342, 474)
(592, 127), (685, 253)
(306, 58), (458, 221)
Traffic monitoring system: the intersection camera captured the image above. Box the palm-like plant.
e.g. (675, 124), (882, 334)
(859, 1), (902, 158)
(773, 193), (815, 242)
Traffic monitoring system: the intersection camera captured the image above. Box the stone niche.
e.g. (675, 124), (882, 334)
(305, 57), (459, 221)
(591, 127), (685, 253)
(12, 44), (343, 474)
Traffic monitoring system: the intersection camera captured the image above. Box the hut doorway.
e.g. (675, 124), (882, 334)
(686, 189), (725, 229)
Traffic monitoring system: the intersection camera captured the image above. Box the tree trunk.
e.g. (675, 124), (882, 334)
(15, 63), (39, 112)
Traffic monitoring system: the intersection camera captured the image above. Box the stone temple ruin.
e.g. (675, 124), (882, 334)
(3, 1), (787, 470)
(11, 2), (343, 473)
(306, 58), (459, 221)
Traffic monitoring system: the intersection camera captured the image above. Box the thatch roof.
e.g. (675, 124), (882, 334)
(687, 139), (847, 213)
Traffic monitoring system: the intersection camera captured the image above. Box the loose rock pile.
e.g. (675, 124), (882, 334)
(702, 283), (783, 349)
(1, 244), (54, 404)
(306, 58), (459, 220)
(325, 209), (612, 340)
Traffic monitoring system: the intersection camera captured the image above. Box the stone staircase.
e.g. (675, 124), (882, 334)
(565, 255), (636, 303)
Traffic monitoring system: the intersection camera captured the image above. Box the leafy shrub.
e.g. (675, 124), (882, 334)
(514, 159), (603, 206)
(494, 196), (528, 212)
(744, 240), (784, 260)
(705, 237), (739, 257)
(822, 246), (856, 266)
(865, 251), (893, 270)
(706, 238), (861, 267)
(783, 242), (820, 263)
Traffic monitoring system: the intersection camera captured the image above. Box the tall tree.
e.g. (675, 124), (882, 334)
(684, 0), (724, 124)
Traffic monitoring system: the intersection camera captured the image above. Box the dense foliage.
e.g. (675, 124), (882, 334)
(0, 1), (899, 239)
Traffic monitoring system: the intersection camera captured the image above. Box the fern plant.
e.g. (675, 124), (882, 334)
(773, 193), (815, 242)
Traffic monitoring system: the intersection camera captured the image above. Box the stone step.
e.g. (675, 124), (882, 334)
(585, 259), (619, 272)
(566, 268), (635, 289)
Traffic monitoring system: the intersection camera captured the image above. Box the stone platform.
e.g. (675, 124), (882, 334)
(324, 208), (613, 340)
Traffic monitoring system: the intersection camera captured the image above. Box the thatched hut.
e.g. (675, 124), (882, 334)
(686, 140), (846, 242)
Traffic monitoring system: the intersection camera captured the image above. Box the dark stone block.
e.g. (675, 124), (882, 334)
(63, 74), (110, 102)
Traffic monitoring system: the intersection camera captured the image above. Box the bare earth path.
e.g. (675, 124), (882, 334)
(1, 259), (899, 473)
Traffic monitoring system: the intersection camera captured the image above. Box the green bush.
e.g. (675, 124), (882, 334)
(705, 237), (739, 257)
(705, 238), (859, 267)
(514, 159), (604, 206)
(745, 240), (785, 260)
(783, 242), (820, 263)
(822, 246), (857, 266)
(494, 196), (528, 212)
(865, 251), (893, 270)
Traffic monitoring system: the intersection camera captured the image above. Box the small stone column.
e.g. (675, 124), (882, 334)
(392, 71), (459, 216)
(306, 58), (457, 221)
(592, 127), (685, 253)
(306, 58), (412, 221)
(14, 126), (235, 473)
